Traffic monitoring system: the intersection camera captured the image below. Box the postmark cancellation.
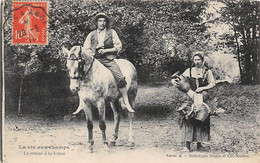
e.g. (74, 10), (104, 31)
(12, 0), (48, 45)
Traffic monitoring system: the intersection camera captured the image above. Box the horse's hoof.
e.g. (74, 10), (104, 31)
(104, 143), (110, 151)
(125, 142), (134, 147)
(108, 141), (116, 147)
(89, 146), (94, 153)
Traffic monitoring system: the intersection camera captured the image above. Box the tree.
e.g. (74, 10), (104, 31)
(3, 0), (210, 113)
(3, 0), (48, 113)
(220, 0), (260, 84)
(4, 0), (209, 83)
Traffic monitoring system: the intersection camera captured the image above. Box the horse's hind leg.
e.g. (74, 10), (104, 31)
(109, 100), (121, 146)
(97, 100), (109, 149)
(126, 97), (136, 147)
(83, 102), (94, 152)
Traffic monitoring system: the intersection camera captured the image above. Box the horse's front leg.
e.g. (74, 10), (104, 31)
(109, 100), (121, 146)
(82, 101), (94, 152)
(97, 99), (109, 149)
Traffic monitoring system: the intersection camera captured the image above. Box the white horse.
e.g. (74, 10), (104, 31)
(62, 46), (138, 151)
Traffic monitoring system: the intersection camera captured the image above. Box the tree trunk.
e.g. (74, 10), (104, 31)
(242, 27), (252, 83)
(252, 10), (259, 84)
(232, 20), (243, 83)
(18, 75), (24, 114)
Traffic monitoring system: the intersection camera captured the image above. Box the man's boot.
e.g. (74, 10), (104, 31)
(119, 87), (135, 113)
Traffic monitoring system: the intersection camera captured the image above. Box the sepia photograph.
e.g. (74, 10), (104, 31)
(1, 0), (260, 162)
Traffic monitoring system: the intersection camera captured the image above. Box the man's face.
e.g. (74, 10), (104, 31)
(97, 17), (107, 30)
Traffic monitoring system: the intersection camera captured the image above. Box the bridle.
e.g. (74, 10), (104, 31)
(67, 46), (95, 80)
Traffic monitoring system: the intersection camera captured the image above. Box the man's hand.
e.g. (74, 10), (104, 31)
(195, 87), (204, 93)
(98, 48), (106, 54)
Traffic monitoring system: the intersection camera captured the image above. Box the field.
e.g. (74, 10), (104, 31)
(3, 84), (260, 163)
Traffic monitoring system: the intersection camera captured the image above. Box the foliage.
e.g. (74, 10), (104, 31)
(219, 0), (260, 84)
(4, 0), (209, 83)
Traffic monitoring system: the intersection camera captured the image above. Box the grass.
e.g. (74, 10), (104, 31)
(5, 83), (260, 154)
(135, 83), (260, 154)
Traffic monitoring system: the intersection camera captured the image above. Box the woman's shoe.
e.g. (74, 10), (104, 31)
(181, 147), (190, 152)
(197, 142), (208, 151)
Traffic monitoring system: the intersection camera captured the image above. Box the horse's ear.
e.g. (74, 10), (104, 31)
(62, 46), (70, 58)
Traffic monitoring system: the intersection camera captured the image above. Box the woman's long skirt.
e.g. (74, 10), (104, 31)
(180, 116), (210, 142)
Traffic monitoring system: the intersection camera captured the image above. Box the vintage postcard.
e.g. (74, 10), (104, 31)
(1, 0), (260, 163)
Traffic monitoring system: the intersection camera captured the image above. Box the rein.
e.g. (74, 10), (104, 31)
(81, 57), (95, 80)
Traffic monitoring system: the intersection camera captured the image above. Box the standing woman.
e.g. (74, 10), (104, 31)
(172, 51), (216, 151)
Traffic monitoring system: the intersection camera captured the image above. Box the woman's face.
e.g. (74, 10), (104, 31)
(193, 55), (203, 68)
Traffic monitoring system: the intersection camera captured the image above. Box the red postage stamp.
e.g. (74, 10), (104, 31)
(12, 1), (48, 45)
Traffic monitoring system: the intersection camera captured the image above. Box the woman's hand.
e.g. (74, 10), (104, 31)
(171, 72), (180, 86)
(171, 78), (180, 87)
(195, 87), (204, 93)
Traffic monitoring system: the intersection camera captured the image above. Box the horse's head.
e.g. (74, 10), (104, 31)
(62, 46), (89, 92)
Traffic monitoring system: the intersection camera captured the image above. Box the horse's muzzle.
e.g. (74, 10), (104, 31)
(70, 87), (80, 93)
(69, 78), (80, 93)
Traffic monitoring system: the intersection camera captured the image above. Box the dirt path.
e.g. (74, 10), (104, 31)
(4, 114), (258, 163)
(3, 85), (260, 163)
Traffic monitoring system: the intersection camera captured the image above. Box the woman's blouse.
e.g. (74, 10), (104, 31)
(182, 67), (215, 91)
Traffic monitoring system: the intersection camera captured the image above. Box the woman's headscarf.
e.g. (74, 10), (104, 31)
(191, 51), (206, 68)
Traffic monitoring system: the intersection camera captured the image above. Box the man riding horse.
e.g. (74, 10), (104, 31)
(62, 13), (137, 150)
(82, 13), (135, 113)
